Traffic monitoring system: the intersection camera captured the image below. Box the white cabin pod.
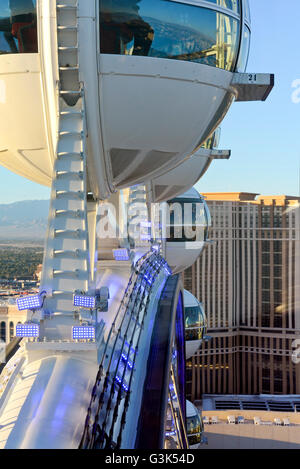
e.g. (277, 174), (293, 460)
(184, 289), (207, 360)
(96, 0), (250, 193)
(186, 399), (204, 449)
(0, 0), (253, 199)
(146, 128), (231, 203)
(0, 0), (59, 187)
(163, 187), (211, 274)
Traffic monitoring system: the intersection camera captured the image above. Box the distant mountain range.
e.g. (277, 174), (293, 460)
(0, 200), (49, 240)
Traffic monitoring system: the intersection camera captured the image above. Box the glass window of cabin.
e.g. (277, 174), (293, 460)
(204, 0), (240, 14)
(185, 306), (203, 329)
(100, 0), (240, 72)
(204, 202), (212, 240)
(187, 413), (202, 444)
(236, 24), (250, 72)
(185, 328), (201, 341)
(243, 0), (250, 22)
(201, 134), (215, 150)
(212, 127), (221, 148)
(187, 414), (201, 434)
(185, 305), (203, 341)
(188, 433), (201, 446)
(0, 0), (38, 54)
(199, 305), (207, 331)
(167, 200), (207, 242)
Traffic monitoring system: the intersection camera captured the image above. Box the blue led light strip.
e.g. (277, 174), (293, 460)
(72, 326), (96, 340)
(113, 249), (130, 261)
(121, 353), (133, 370)
(17, 294), (43, 311)
(16, 324), (40, 338)
(115, 375), (129, 392)
(73, 295), (96, 308)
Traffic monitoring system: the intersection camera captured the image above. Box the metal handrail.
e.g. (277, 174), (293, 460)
(79, 251), (150, 446)
(105, 259), (163, 448)
(90, 255), (160, 448)
(81, 257), (152, 447)
(80, 252), (170, 449)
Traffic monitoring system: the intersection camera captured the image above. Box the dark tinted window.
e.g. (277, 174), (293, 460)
(0, 321), (6, 342)
(166, 200), (207, 243)
(0, 0), (37, 54)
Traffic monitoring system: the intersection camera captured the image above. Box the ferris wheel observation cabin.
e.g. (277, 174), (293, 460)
(0, 0), (271, 202)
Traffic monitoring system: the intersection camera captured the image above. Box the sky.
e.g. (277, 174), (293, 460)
(197, 0), (300, 197)
(0, 0), (300, 204)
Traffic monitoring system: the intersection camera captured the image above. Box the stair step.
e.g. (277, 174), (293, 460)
(58, 46), (78, 51)
(55, 209), (84, 218)
(58, 130), (83, 137)
(60, 110), (82, 116)
(60, 90), (81, 96)
(53, 249), (88, 259)
(54, 229), (85, 238)
(57, 5), (77, 10)
(56, 170), (83, 179)
(53, 269), (87, 278)
(129, 198), (147, 204)
(52, 290), (74, 296)
(57, 25), (78, 31)
(59, 65), (79, 71)
(56, 190), (84, 199)
(59, 112), (83, 119)
(57, 151), (84, 160)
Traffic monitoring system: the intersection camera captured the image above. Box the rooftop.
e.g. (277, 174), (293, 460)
(203, 192), (259, 201)
(202, 192), (300, 206)
(202, 394), (300, 413)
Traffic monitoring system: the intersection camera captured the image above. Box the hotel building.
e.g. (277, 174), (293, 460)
(183, 193), (300, 399)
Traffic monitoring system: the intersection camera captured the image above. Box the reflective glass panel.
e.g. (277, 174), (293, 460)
(204, 201), (212, 240)
(185, 304), (207, 340)
(185, 328), (201, 341)
(166, 200), (207, 242)
(185, 306), (203, 329)
(187, 414), (201, 435)
(204, 0), (240, 14)
(188, 433), (201, 445)
(201, 134), (215, 150)
(236, 24), (250, 72)
(212, 127), (221, 149)
(0, 0), (37, 54)
(100, 0), (240, 71)
(243, 0), (250, 22)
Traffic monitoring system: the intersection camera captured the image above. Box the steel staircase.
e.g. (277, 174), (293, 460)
(40, 0), (91, 336)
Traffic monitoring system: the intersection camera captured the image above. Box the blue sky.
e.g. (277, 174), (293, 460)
(0, 0), (299, 204)
(197, 0), (300, 196)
